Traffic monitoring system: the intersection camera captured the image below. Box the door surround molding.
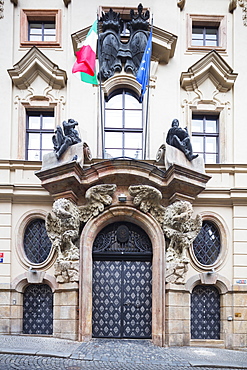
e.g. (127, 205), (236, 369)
(78, 206), (166, 346)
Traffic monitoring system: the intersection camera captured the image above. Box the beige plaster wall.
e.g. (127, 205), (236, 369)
(0, 0), (247, 347)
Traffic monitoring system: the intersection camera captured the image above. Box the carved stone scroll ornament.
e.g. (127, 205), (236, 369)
(46, 184), (116, 283)
(129, 185), (202, 284)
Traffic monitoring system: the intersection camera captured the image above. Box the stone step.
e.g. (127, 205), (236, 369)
(190, 339), (225, 348)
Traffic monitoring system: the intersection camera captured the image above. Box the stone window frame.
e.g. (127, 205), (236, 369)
(189, 211), (228, 272)
(20, 9), (62, 48)
(191, 113), (220, 164)
(16, 210), (56, 271)
(185, 104), (228, 164)
(187, 14), (226, 53)
(17, 101), (58, 161)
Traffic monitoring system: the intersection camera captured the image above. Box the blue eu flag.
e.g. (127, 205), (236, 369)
(136, 30), (152, 102)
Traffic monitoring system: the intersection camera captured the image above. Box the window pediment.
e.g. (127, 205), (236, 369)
(180, 50), (237, 92)
(8, 46), (67, 89)
(71, 24), (177, 64)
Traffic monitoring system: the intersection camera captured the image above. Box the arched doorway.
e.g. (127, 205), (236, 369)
(23, 284), (53, 335)
(79, 206), (165, 346)
(191, 285), (220, 339)
(92, 222), (152, 338)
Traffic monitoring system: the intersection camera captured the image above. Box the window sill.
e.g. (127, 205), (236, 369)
(187, 46), (226, 53)
(20, 41), (61, 48)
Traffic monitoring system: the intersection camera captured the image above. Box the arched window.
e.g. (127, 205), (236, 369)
(193, 220), (221, 266)
(104, 89), (143, 159)
(24, 219), (52, 264)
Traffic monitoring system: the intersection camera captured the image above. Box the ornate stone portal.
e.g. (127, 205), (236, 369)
(37, 140), (210, 345)
(46, 180), (202, 285)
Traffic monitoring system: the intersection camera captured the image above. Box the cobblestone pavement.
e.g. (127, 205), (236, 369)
(0, 335), (247, 369)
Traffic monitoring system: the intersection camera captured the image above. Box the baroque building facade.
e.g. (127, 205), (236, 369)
(0, 0), (247, 349)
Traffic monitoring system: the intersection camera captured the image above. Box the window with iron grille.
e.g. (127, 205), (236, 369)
(191, 114), (219, 164)
(24, 219), (52, 264)
(192, 26), (218, 47)
(104, 90), (143, 159)
(193, 220), (221, 266)
(26, 111), (55, 161)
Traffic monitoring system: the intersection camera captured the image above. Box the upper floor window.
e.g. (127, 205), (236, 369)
(20, 9), (61, 48)
(191, 114), (219, 164)
(26, 111), (55, 161)
(29, 21), (56, 42)
(192, 220), (221, 266)
(104, 90), (143, 159)
(192, 26), (218, 47)
(187, 14), (226, 52)
(24, 219), (52, 264)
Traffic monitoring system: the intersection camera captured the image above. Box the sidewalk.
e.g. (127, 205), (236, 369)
(0, 335), (247, 368)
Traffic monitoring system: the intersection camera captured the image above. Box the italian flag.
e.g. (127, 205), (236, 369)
(72, 20), (98, 84)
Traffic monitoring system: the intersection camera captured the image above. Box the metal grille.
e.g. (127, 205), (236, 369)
(193, 221), (221, 265)
(92, 260), (152, 338)
(93, 222), (152, 254)
(24, 219), (52, 264)
(191, 285), (220, 339)
(23, 284), (53, 335)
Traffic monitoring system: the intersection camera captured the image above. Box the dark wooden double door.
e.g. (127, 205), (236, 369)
(92, 259), (152, 338)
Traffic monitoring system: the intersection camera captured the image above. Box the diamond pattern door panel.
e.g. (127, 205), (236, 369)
(123, 261), (152, 338)
(92, 261), (122, 337)
(23, 284), (53, 335)
(191, 285), (220, 339)
(92, 260), (152, 338)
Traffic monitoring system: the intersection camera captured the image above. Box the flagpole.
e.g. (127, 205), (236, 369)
(143, 15), (153, 160)
(97, 13), (104, 158)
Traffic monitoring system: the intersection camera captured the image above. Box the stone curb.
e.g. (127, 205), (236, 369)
(189, 360), (247, 369)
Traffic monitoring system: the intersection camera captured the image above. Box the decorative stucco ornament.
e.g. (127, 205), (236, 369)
(0, 1), (4, 19)
(46, 184), (116, 283)
(239, 0), (247, 25)
(129, 185), (202, 284)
